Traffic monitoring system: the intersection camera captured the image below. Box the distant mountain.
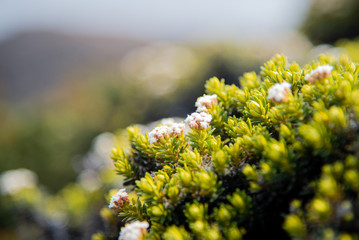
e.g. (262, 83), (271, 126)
(0, 31), (145, 102)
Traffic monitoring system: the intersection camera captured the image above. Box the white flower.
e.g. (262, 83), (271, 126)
(109, 189), (129, 209)
(195, 94), (218, 112)
(0, 168), (38, 195)
(148, 122), (184, 144)
(304, 65), (333, 83)
(119, 221), (149, 240)
(148, 125), (170, 144)
(185, 112), (212, 129)
(168, 122), (185, 135)
(267, 81), (292, 103)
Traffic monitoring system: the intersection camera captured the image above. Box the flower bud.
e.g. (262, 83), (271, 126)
(191, 221), (204, 233)
(178, 169), (192, 187)
(304, 65), (333, 83)
(207, 228), (221, 240)
(236, 89), (249, 105)
(212, 150), (229, 173)
(328, 106), (347, 130)
(283, 214), (306, 237)
(267, 81), (292, 103)
(148, 126), (170, 144)
(185, 112), (212, 130)
(260, 162), (273, 180)
(344, 170), (359, 190)
(195, 94), (218, 113)
(186, 202), (205, 221)
(339, 233), (353, 240)
(163, 226), (190, 240)
(227, 226), (242, 240)
(181, 149), (201, 168)
(108, 189), (129, 210)
(189, 205), (201, 218)
(136, 177), (155, 194)
(195, 171), (216, 193)
(309, 198), (331, 220)
(345, 155), (357, 168)
(318, 176), (339, 199)
(218, 205), (231, 224)
(299, 125), (322, 149)
(230, 193), (246, 212)
(150, 204), (166, 217)
(242, 165), (258, 181)
(119, 221), (149, 240)
(167, 186), (179, 201)
(280, 125), (292, 139)
(248, 101), (262, 117)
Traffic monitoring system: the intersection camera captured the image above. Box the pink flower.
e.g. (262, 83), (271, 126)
(185, 112), (212, 130)
(195, 94), (218, 112)
(304, 65), (333, 83)
(148, 122), (185, 144)
(109, 189), (129, 210)
(119, 221), (149, 240)
(169, 122), (185, 136)
(148, 126), (170, 144)
(267, 81), (292, 103)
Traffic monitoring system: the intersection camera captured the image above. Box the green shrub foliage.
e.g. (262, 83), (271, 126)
(106, 54), (359, 240)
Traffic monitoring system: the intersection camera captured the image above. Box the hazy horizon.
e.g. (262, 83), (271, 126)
(0, 0), (312, 42)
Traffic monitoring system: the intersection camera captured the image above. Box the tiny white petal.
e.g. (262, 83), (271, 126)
(267, 81), (291, 102)
(109, 189), (128, 209)
(305, 64), (333, 82)
(195, 94), (217, 112)
(185, 112), (212, 129)
(119, 221), (149, 240)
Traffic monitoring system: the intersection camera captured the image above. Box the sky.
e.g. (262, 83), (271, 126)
(0, 0), (312, 42)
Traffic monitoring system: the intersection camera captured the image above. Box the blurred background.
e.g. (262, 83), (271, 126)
(1, 0), (359, 239)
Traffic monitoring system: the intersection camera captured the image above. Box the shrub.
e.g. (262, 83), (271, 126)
(101, 54), (359, 239)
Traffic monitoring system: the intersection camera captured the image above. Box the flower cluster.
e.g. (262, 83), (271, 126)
(304, 64), (333, 83)
(119, 221), (149, 240)
(195, 94), (218, 112)
(102, 54), (359, 240)
(148, 122), (185, 144)
(0, 168), (38, 195)
(147, 96), (215, 144)
(185, 112), (212, 129)
(109, 189), (129, 210)
(266, 81), (292, 103)
(169, 122), (185, 136)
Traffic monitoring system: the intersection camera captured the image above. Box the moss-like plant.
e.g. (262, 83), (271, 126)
(100, 54), (359, 240)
